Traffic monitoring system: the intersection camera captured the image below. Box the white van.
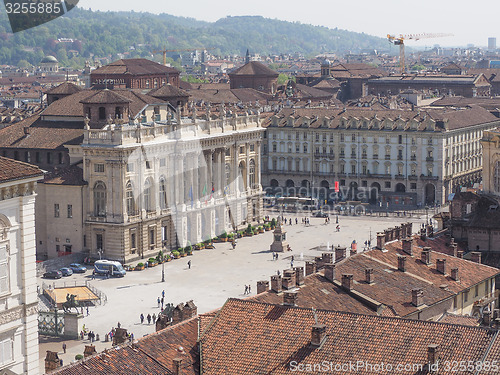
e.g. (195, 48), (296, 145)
(94, 260), (126, 277)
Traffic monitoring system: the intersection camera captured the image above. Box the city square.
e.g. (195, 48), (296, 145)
(37, 211), (427, 369)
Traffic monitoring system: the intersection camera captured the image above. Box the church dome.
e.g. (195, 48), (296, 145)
(41, 55), (58, 64)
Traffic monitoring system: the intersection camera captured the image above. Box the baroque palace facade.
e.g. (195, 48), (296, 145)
(262, 106), (500, 206)
(78, 106), (264, 263)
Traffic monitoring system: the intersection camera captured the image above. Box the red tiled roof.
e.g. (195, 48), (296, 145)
(45, 82), (82, 95)
(42, 165), (85, 186)
(199, 298), (499, 374)
(0, 156), (43, 183)
(229, 61), (279, 77)
(149, 84), (190, 98)
(91, 59), (179, 76)
(438, 313), (480, 326)
(80, 89), (131, 105)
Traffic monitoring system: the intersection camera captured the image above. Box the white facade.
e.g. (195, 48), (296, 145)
(0, 170), (41, 374)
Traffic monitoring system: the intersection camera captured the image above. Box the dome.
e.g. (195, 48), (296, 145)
(321, 59), (331, 66)
(41, 56), (58, 64)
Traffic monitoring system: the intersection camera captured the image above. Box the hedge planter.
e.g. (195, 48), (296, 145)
(135, 264), (145, 271)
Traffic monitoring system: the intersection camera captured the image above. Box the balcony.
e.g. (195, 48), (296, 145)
(426, 157), (434, 162)
(421, 174), (438, 181)
(408, 175), (418, 181)
(385, 155), (391, 160)
(373, 154), (378, 159)
(410, 156), (417, 161)
(339, 153), (345, 159)
(395, 174), (405, 180)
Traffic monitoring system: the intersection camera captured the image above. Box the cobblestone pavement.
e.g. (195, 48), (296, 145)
(38, 212), (426, 370)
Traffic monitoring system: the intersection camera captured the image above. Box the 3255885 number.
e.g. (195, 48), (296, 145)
(5, 2), (62, 14)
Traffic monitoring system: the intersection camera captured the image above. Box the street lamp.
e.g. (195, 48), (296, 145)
(161, 261), (165, 282)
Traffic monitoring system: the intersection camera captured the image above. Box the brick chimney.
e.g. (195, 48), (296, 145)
(311, 324), (327, 347)
(283, 291), (298, 306)
(271, 275), (282, 293)
(341, 274), (353, 291)
(398, 255), (407, 272)
(377, 232), (385, 250)
(322, 252), (333, 264)
(436, 259), (446, 275)
(305, 261), (316, 276)
(421, 248), (431, 265)
(483, 310), (492, 326)
(427, 344), (439, 367)
(282, 269), (296, 290)
(457, 250), (464, 259)
(451, 244), (458, 257)
(173, 358), (183, 375)
(335, 247), (346, 262)
(324, 263), (335, 283)
(450, 268), (459, 282)
(412, 288), (424, 307)
(257, 280), (269, 294)
(365, 268), (374, 284)
(471, 252), (482, 264)
(402, 238), (413, 255)
(294, 266), (305, 286)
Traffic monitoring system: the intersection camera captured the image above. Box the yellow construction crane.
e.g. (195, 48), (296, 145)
(387, 33), (453, 73)
(153, 47), (214, 65)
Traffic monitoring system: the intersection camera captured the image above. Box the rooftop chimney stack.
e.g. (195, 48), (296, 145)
(412, 288), (424, 307)
(324, 263), (335, 283)
(457, 250), (464, 259)
(294, 266), (305, 286)
(305, 261), (316, 276)
(471, 252), (482, 264)
(311, 324), (327, 347)
(282, 270), (296, 290)
(451, 244), (458, 258)
(377, 232), (385, 250)
(402, 238), (413, 255)
(427, 344), (440, 368)
(283, 291), (298, 306)
(173, 358), (183, 375)
(322, 252), (333, 265)
(334, 247), (346, 263)
(365, 268), (374, 284)
(398, 255), (407, 272)
(257, 280), (269, 294)
(436, 259), (446, 275)
(271, 275), (282, 293)
(451, 268), (459, 282)
(341, 274), (353, 291)
(421, 249), (431, 265)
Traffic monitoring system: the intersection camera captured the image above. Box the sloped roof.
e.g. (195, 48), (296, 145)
(42, 165), (85, 186)
(199, 298), (499, 374)
(45, 82), (82, 95)
(0, 156), (43, 184)
(91, 59), (179, 76)
(80, 89), (132, 104)
(149, 84), (190, 98)
(229, 61), (279, 77)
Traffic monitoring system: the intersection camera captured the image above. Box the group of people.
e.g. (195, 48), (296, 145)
(157, 290), (166, 310)
(302, 217), (311, 226)
(140, 313), (157, 325)
(243, 284), (252, 295)
(272, 252), (279, 260)
(80, 329), (96, 342)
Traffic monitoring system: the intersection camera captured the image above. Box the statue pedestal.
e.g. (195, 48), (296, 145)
(270, 223), (288, 253)
(64, 313), (83, 340)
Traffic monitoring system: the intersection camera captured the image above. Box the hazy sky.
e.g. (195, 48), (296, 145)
(81, 0), (496, 48)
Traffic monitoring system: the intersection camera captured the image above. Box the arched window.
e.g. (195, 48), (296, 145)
(126, 181), (135, 216)
(159, 177), (167, 209)
(94, 181), (106, 217)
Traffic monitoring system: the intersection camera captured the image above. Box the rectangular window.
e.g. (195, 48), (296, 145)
(239, 146), (245, 154)
(410, 183), (417, 190)
(47, 152), (52, 164)
(485, 279), (489, 295)
(464, 290), (468, 303)
(67, 205), (73, 218)
(0, 337), (13, 365)
(54, 204), (60, 218)
(131, 233), (136, 249)
(273, 144), (277, 152)
(475, 285), (479, 297)
(150, 229), (155, 245)
(250, 144), (255, 152)
(24, 151), (30, 163)
(35, 152), (40, 163)
(385, 181), (391, 189)
(398, 135), (403, 144)
(58, 152), (63, 164)
(127, 163), (134, 172)
(56, 245), (60, 252)
(160, 158), (166, 167)
(94, 164), (105, 173)
(162, 226), (168, 246)
(96, 234), (103, 251)
(0, 246), (9, 295)
(146, 161), (151, 169)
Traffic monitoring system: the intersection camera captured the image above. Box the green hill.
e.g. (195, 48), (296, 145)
(0, 8), (389, 68)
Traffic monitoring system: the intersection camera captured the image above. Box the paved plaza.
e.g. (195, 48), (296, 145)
(38, 212), (427, 369)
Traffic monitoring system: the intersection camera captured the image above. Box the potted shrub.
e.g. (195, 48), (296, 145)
(186, 243), (193, 255)
(75, 354), (84, 361)
(165, 254), (172, 262)
(220, 231), (228, 242)
(245, 224), (254, 237)
(271, 218), (277, 229)
(179, 248), (186, 257)
(135, 262), (145, 271)
(148, 257), (158, 267)
(172, 251), (180, 259)
(265, 223), (271, 231)
(156, 250), (164, 263)
(258, 226), (264, 234)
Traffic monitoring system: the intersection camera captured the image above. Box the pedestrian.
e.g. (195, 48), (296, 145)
(187, 260), (191, 269)
(152, 313), (156, 324)
(117, 322), (121, 328)
(277, 270), (281, 276)
(80, 331), (84, 340)
(276, 253), (279, 260)
(62, 342), (66, 354)
(145, 261), (148, 269)
(244, 285), (248, 294)
(162, 290), (165, 298)
(157, 297), (161, 308)
(291, 260), (294, 268)
(92, 270), (96, 280)
(161, 297), (164, 309)
(86, 306), (89, 316)
(140, 313), (144, 324)
(248, 285), (251, 294)
(291, 255), (294, 262)
(147, 314), (151, 324)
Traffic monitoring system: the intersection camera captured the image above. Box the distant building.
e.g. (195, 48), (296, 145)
(90, 59), (180, 90)
(229, 61), (279, 94)
(489, 37), (497, 50)
(39, 55), (59, 74)
(0, 157), (43, 374)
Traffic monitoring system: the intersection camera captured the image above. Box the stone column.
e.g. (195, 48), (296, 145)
(208, 151), (213, 196)
(256, 141), (262, 188)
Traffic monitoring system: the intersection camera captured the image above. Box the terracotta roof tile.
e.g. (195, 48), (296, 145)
(438, 313), (480, 326)
(199, 298), (499, 374)
(45, 82), (82, 95)
(0, 156), (43, 183)
(229, 61), (279, 77)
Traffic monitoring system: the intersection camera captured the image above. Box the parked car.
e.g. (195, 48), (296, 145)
(313, 211), (329, 218)
(69, 263), (87, 273)
(60, 267), (73, 277)
(43, 270), (62, 279)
